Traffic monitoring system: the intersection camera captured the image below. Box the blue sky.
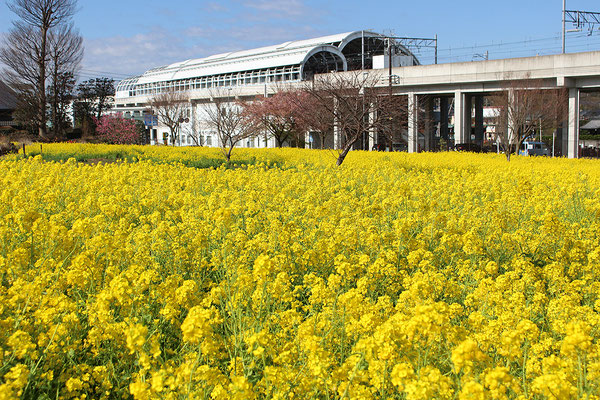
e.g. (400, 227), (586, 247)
(1, 0), (600, 80)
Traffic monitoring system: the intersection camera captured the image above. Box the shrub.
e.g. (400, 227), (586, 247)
(93, 113), (141, 144)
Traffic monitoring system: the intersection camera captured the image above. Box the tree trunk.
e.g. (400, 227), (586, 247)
(96, 96), (103, 120)
(273, 128), (288, 148)
(51, 60), (58, 137)
(171, 129), (177, 146)
(336, 142), (354, 166)
(38, 26), (48, 138)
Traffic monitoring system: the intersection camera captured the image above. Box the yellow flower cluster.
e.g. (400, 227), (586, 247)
(1, 145), (600, 399)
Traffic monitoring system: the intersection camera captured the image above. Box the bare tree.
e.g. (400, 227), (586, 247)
(1, 0), (78, 138)
(48, 23), (82, 136)
(73, 77), (115, 135)
(303, 71), (407, 166)
(295, 93), (336, 149)
(490, 79), (568, 161)
(1, 24), (44, 131)
(150, 90), (190, 146)
(202, 90), (255, 161)
(47, 72), (75, 136)
(12, 87), (39, 135)
(91, 77), (115, 120)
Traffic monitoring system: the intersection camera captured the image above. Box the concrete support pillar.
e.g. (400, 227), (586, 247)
(454, 91), (469, 145)
(408, 92), (418, 153)
(474, 95), (484, 144)
(424, 96), (434, 151)
(566, 88), (580, 158)
(368, 108), (376, 150)
(305, 131), (310, 149)
(465, 94), (472, 142)
(440, 97), (449, 150)
(440, 97), (449, 139)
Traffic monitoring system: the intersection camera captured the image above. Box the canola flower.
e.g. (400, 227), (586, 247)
(1, 144), (600, 399)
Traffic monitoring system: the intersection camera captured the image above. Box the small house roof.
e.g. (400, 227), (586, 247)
(581, 120), (600, 130)
(0, 81), (17, 110)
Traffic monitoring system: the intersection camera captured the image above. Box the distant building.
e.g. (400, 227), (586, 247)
(580, 120), (600, 154)
(114, 31), (419, 147)
(581, 119), (600, 135)
(0, 80), (18, 127)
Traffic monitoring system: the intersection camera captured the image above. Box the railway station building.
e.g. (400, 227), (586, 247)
(114, 31), (419, 148)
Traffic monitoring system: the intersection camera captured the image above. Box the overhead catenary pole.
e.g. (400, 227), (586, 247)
(562, 3), (600, 54)
(563, 0), (566, 54)
(391, 36), (438, 64)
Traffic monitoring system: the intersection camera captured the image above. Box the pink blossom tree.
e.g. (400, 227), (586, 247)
(93, 113), (142, 144)
(243, 90), (308, 148)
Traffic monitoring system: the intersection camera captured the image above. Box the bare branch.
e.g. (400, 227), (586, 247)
(490, 79), (568, 161)
(2, 0), (79, 137)
(302, 71), (408, 165)
(8, 0), (77, 30)
(149, 90), (190, 146)
(201, 89), (255, 161)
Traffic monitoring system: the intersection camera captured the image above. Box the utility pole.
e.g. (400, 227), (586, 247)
(387, 38), (394, 152)
(388, 38), (393, 90)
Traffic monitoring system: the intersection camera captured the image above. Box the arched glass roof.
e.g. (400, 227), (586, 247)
(116, 31), (419, 98)
(115, 76), (140, 95)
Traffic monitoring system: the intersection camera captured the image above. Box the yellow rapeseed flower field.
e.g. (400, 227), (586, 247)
(1, 144), (600, 399)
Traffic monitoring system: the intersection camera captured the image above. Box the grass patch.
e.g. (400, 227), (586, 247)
(26, 150), (285, 170)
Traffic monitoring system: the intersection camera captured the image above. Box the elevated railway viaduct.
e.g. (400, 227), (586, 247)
(366, 50), (600, 158)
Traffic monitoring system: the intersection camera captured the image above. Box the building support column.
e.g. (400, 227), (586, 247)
(368, 108), (377, 150)
(333, 98), (341, 149)
(190, 101), (197, 146)
(408, 92), (418, 153)
(305, 131), (311, 149)
(566, 87), (580, 158)
(454, 90), (471, 145)
(454, 91), (469, 145)
(334, 124), (340, 150)
(454, 91), (464, 145)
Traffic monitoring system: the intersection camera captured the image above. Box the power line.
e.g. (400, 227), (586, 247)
(437, 32), (590, 55)
(413, 31), (600, 64)
(78, 69), (132, 78)
(438, 34), (564, 53)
